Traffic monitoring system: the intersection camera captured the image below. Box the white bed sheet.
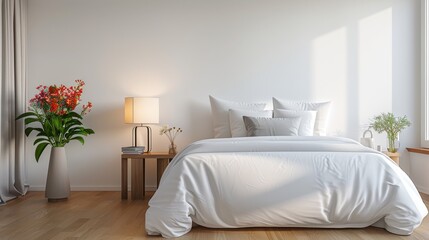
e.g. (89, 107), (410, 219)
(146, 136), (427, 238)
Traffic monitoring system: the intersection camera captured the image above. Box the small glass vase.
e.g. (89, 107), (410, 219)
(169, 143), (177, 154)
(387, 135), (400, 153)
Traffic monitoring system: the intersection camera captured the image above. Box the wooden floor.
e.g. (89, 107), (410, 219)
(1, 192), (429, 240)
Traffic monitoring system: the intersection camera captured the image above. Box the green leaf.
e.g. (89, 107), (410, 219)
(35, 142), (49, 162)
(66, 131), (87, 140)
(71, 136), (85, 145)
(65, 128), (80, 138)
(43, 120), (54, 137)
(33, 138), (50, 145)
(68, 129), (94, 138)
(25, 127), (43, 137)
(64, 120), (83, 132)
(85, 128), (95, 135)
(65, 111), (83, 120)
(65, 119), (83, 127)
(25, 127), (33, 136)
(36, 131), (48, 137)
(52, 116), (62, 130)
(24, 118), (40, 125)
(16, 112), (37, 120)
(19, 108), (93, 148)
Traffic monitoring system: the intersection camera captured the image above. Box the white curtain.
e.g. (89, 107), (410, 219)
(0, 0), (28, 205)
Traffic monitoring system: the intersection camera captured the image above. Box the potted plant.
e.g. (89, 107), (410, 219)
(370, 112), (411, 153)
(16, 80), (94, 201)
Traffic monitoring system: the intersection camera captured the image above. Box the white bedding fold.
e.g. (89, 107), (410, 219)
(146, 136), (427, 238)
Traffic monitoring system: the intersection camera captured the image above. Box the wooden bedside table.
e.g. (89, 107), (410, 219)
(383, 151), (400, 165)
(121, 152), (176, 200)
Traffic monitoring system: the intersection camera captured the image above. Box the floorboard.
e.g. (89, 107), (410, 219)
(0, 191), (428, 239)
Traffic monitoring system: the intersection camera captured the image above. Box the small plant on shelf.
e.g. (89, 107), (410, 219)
(370, 112), (411, 153)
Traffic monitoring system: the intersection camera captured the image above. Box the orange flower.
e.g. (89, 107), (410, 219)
(81, 102), (93, 115)
(50, 102), (59, 112)
(29, 80), (90, 115)
(49, 86), (58, 95)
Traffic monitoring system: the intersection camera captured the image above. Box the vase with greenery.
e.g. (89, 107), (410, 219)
(16, 80), (94, 200)
(370, 112), (411, 153)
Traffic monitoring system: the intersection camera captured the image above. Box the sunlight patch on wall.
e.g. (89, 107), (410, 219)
(311, 27), (347, 135)
(358, 8), (392, 128)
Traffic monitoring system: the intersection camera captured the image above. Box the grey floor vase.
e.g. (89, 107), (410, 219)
(45, 147), (70, 201)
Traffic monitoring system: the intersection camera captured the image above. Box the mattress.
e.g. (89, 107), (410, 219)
(146, 136), (428, 238)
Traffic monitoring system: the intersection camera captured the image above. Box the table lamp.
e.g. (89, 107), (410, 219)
(124, 97), (159, 152)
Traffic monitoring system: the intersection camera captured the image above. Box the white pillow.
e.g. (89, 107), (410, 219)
(274, 109), (317, 136)
(243, 116), (301, 137)
(229, 109), (273, 137)
(273, 98), (331, 136)
(209, 96), (267, 138)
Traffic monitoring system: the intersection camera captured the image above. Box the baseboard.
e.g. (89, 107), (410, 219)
(28, 185), (158, 192)
(30, 184), (428, 195)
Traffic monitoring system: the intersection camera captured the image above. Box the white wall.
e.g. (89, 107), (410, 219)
(26, 0), (420, 191)
(391, 0), (421, 174)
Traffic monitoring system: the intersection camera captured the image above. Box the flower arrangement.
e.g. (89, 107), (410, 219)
(370, 112), (411, 153)
(16, 80), (95, 161)
(159, 125), (182, 154)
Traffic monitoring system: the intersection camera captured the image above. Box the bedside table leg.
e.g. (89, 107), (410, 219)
(157, 158), (169, 187)
(142, 158), (145, 197)
(131, 158), (145, 200)
(121, 158), (128, 200)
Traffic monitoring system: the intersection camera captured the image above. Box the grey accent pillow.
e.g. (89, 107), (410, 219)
(243, 116), (301, 137)
(229, 109), (273, 137)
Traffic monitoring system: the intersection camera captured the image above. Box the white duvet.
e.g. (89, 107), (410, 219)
(146, 136), (428, 238)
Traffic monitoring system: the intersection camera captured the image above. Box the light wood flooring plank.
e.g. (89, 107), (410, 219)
(0, 191), (428, 240)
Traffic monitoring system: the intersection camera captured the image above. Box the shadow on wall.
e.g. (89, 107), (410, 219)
(308, 1), (393, 141)
(146, 0), (396, 142)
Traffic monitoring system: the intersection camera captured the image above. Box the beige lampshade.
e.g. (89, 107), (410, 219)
(124, 97), (159, 124)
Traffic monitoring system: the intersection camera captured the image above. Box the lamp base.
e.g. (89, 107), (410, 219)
(133, 125), (152, 153)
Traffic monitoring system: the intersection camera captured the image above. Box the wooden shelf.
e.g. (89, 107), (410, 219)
(407, 147), (429, 155)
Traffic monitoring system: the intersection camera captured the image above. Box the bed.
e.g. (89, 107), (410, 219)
(146, 96), (428, 237)
(146, 136), (428, 238)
